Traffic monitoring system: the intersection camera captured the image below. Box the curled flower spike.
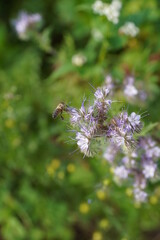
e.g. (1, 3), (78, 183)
(54, 84), (160, 203)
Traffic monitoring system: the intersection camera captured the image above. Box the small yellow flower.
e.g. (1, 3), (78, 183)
(99, 219), (109, 229)
(46, 164), (55, 176)
(79, 202), (90, 214)
(109, 167), (114, 174)
(2, 100), (9, 108)
(134, 202), (141, 208)
(67, 163), (75, 173)
(126, 188), (133, 197)
(96, 190), (106, 200)
(5, 119), (14, 128)
(12, 138), (21, 147)
(150, 196), (158, 205)
(92, 231), (102, 240)
(51, 159), (60, 169)
(20, 123), (28, 131)
(103, 179), (110, 186)
(155, 187), (160, 197)
(57, 171), (65, 180)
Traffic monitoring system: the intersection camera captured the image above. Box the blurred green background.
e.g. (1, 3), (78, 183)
(0, 0), (160, 239)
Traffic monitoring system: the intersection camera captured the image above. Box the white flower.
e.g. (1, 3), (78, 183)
(124, 84), (138, 97)
(76, 132), (92, 156)
(92, 0), (122, 24)
(12, 11), (42, 39)
(104, 0), (122, 24)
(91, 29), (103, 41)
(92, 0), (104, 15)
(114, 166), (129, 179)
(133, 188), (147, 203)
(142, 163), (157, 179)
(72, 54), (87, 67)
(128, 112), (141, 127)
(120, 22), (139, 37)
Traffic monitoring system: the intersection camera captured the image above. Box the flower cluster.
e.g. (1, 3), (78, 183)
(12, 11), (42, 40)
(56, 86), (160, 203)
(64, 87), (142, 157)
(104, 136), (160, 202)
(92, 0), (122, 24)
(103, 74), (147, 103)
(119, 22), (139, 37)
(123, 76), (147, 101)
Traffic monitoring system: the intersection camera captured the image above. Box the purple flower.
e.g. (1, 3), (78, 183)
(114, 166), (129, 179)
(128, 112), (140, 127)
(94, 87), (109, 99)
(103, 143), (119, 163)
(12, 11), (42, 39)
(124, 85), (138, 98)
(133, 188), (147, 203)
(142, 162), (157, 179)
(69, 108), (81, 126)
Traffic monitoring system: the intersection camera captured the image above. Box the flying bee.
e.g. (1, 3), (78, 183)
(52, 102), (67, 120)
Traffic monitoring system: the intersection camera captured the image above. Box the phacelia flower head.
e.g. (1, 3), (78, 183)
(12, 11), (42, 40)
(76, 132), (92, 157)
(54, 83), (160, 204)
(114, 166), (129, 179)
(133, 188), (148, 203)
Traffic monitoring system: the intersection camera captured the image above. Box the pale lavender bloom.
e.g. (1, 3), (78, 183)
(111, 134), (125, 147)
(142, 162), (157, 179)
(69, 108), (81, 126)
(128, 112), (141, 127)
(133, 188), (147, 203)
(114, 166), (129, 179)
(76, 132), (92, 157)
(85, 106), (94, 121)
(12, 11), (42, 39)
(122, 156), (135, 167)
(105, 75), (114, 92)
(94, 88), (104, 99)
(94, 87), (109, 99)
(139, 90), (147, 101)
(124, 84), (138, 97)
(139, 137), (160, 160)
(103, 143), (119, 163)
(107, 111), (137, 149)
(80, 100), (86, 115)
(134, 174), (147, 189)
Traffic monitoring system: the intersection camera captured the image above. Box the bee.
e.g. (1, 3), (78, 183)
(52, 102), (67, 120)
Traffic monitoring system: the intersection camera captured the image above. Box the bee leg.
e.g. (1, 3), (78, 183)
(61, 115), (64, 120)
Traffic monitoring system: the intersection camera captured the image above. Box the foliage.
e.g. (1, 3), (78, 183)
(0, 0), (160, 239)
